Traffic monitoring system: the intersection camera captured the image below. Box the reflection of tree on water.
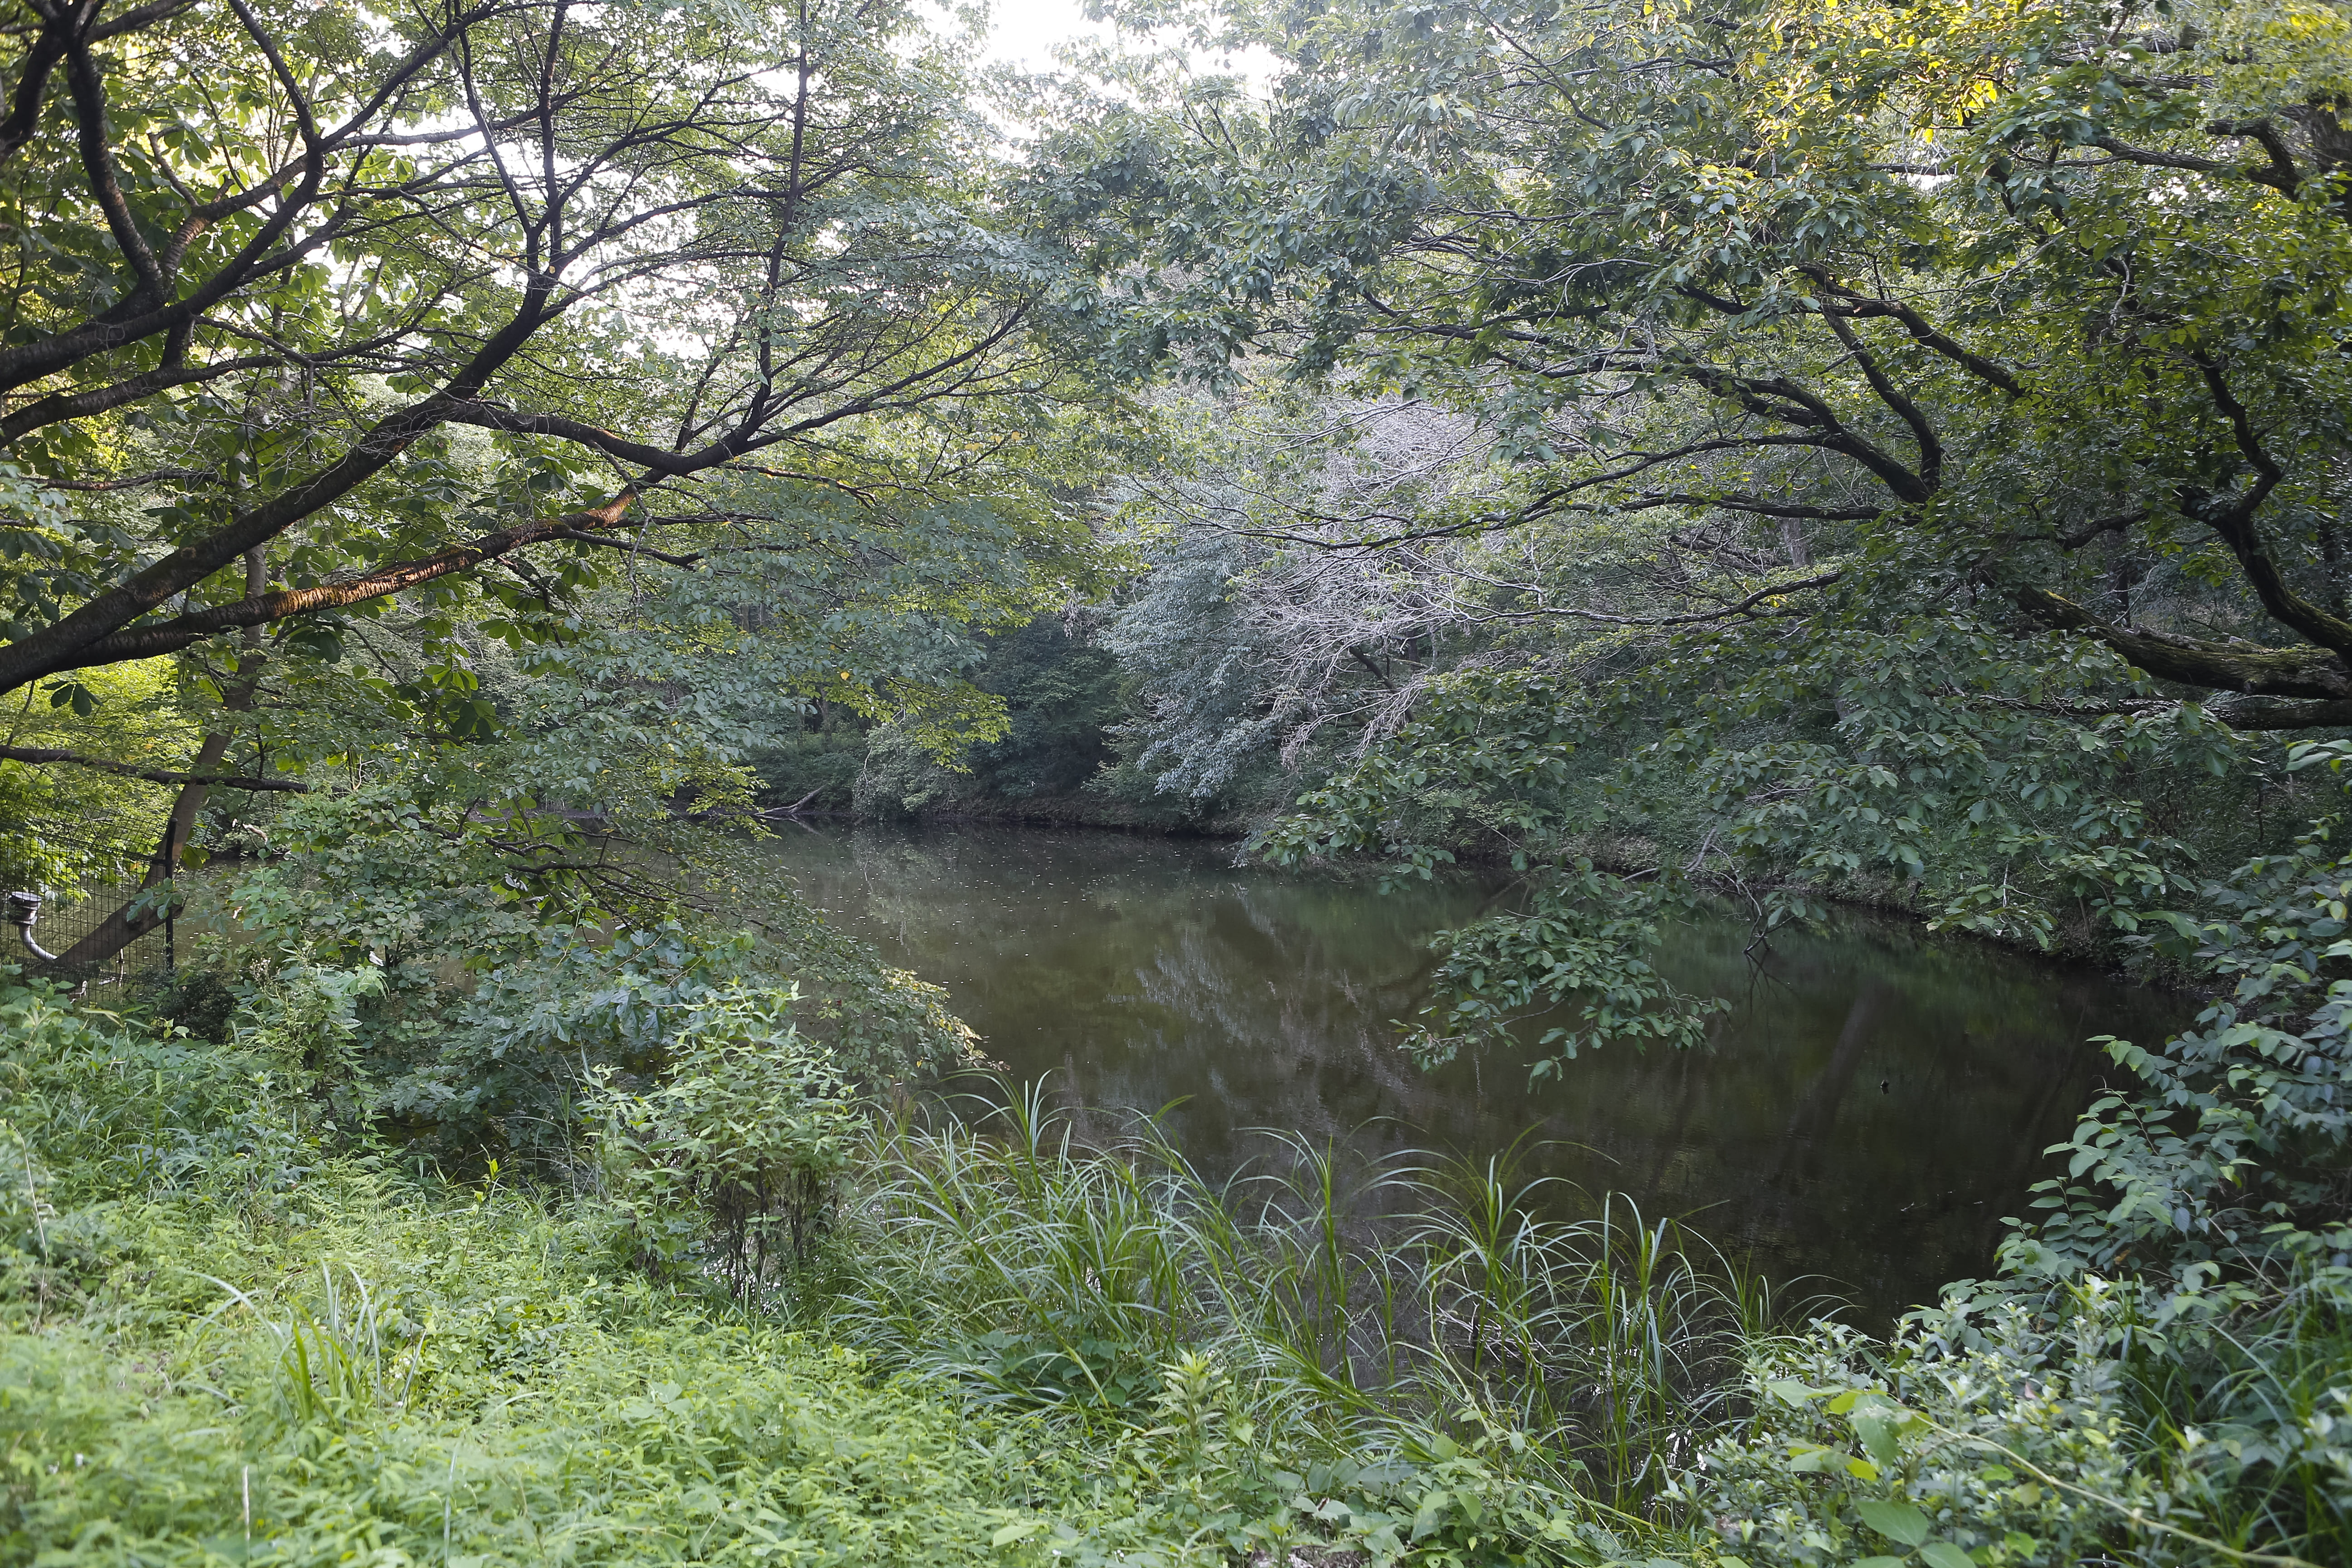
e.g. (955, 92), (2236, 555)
(1112, 888), (1436, 1166)
(760, 826), (2186, 1323)
(1772, 984), (1888, 1180)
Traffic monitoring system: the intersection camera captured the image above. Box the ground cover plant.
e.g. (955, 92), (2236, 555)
(0, 973), (1091, 1566)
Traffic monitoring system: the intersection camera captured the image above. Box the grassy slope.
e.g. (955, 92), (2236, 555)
(0, 985), (1090, 1568)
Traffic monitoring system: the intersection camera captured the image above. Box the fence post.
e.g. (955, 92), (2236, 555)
(159, 819), (176, 974)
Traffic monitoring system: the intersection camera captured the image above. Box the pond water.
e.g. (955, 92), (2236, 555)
(765, 824), (2189, 1323)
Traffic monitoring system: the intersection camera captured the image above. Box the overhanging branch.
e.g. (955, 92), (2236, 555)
(0, 744), (307, 791)
(42, 489), (642, 674)
(2018, 586), (2352, 699)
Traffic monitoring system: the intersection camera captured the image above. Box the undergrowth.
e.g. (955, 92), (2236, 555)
(0, 973), (1690, 1567)
(6, 845), (2349, 1568)
(0, 981), (1092, 1566)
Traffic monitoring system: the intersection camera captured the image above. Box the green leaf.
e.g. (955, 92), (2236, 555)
(1856, 1499), (1931, 1548)
(1919, 1543), (1974, 1568)
(1852, 1409), (1904, 1466)
(45, 680), (98, 715)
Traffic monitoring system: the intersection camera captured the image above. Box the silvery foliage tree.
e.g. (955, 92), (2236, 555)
(1103, 376), (1839, 818)
(1103, 393), (1507, 804)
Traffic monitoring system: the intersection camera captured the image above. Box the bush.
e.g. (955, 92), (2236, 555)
(596, 984), (858, 1295)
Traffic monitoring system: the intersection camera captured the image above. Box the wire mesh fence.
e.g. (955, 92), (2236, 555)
(4, 822), (173, 982)
(24, 878), (168, 971)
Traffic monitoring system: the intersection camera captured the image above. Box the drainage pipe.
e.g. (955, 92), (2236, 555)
(4, 892), (59, 963)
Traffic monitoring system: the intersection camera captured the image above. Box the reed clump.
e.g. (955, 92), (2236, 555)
(809, 1082), (1783, 1514)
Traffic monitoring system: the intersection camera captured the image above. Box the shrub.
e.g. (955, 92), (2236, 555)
(595, 984), (858, 1295)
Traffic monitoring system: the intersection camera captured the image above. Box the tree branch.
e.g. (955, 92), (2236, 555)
(2018, 587), (2352, 699)
(39, 489), (642, 673)
(0, 283), (562, 695)
(546, 527), (701, 568)
(1821, 310), (1942, 489)
(1625, 492), (1882, 521)
(2206, 694), (2352, 730)
(1473, 570), (1845, 628)
(0, 356), (277, 444)
(2055, 509), (2147, 549)
(0, 6), (69, 163)
(0, 744), (307, 790)
(1800, 270), (2025, 397)
(2187, 357), (2352, 656)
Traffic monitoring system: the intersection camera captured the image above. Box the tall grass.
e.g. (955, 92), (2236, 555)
(808, 1079), (1784, 1509)
(2114, 1256), (2352, 1562)
(206, 1261), (429, 1431)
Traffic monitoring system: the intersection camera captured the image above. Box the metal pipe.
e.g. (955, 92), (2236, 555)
(4, 891), (57, 962)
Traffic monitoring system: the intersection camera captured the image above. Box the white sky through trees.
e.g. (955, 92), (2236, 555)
(977, 0), (1107, 69)
(968, 0), (1280, 89)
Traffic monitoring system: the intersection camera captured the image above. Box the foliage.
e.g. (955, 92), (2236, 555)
(844, 618), (1128, 818)
(750, 725), (871, 813)
(1094, 392), (1490, 815)
(1097, 509), (1299, 810)
(822, 1086), (1765, 1520)
(138, 829), (968, 1188)
(596, 985), (859, 1294)
(965, 619), (1128, 801)
(1402, 868), (1730, 1070)
(0, 657), (191, 891)
(1029, 4), (2352, 1559)
(2023, 791), (2352, 1287)
(0, 0), (1115, 698)
(1054, 0), (2352, 980)
(1064, 0), (2352, 722)
(0, 974), (1115, 1567)
(0, 969), (1747, 1568)
(7, 0), (2352, 1561)
(1686, 1265), (2352, 1567)
(0, 0), (1126, 979)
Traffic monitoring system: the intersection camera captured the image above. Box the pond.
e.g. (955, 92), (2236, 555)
(765, 824), (2189, 1323)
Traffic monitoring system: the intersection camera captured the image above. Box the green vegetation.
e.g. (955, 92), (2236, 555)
(0, 979), (1101, 1566)
(0, 965), (1739, 1566)
(3, 0), (2351, 1561)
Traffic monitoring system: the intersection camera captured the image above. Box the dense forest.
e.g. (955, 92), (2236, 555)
(2, 0), (2349, 1562)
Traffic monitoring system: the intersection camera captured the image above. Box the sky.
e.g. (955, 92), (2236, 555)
(978, 0), (1112, 71)
(967, 0), (1282, 91)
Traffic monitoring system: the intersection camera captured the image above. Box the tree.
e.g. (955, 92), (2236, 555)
(1101, 389), (1488, 808)
(1028, 0), (2351, 1000)
(0, 0), (1117, 965)
(1061, 0), (2352, 721)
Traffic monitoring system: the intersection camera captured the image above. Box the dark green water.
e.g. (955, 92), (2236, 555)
(768, 824), (2188, 1321)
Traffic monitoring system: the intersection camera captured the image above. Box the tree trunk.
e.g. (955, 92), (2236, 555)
(1780, 517), (1811, 568)
(38, 550), (268, 975)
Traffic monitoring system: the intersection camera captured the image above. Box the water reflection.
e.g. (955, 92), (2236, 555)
(765, 824), (2186, 1322)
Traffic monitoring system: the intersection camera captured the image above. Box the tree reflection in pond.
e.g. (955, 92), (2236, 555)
(765, 824), (2186, 1322)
